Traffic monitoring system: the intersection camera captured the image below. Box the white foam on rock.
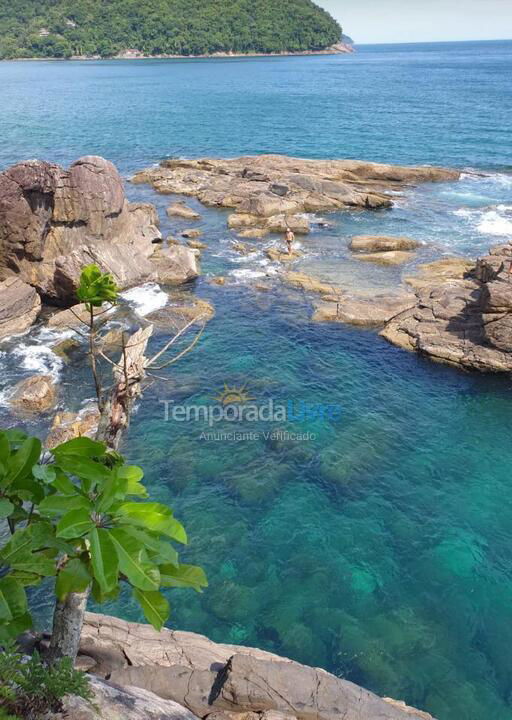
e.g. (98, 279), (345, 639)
(121, 283), (168, 316)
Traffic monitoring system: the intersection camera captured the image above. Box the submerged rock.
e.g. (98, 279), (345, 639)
(353, 251), (416, 266)
(0, 277), (41, 340)
(10, 374), (56, 414)
(182, 228), (204, 239)
(283, 272), (341, 296)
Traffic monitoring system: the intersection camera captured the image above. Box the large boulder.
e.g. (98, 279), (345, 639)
(10, 374), (56, 414)
(152, 245), (201, 285)
(0, 277), (41, 340)
(0, 157), (162, 305)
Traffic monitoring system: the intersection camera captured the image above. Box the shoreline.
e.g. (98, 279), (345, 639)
(1, 43), (354, 62)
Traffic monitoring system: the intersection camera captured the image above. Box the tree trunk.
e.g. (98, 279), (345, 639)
(47, 588), (90, 664)
(47, 326), (154, 664)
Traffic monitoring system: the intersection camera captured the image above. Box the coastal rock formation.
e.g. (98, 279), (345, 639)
(46, 406), (100, 448)
(266, 248), (302, 263)
(354, 250), (416, 266)
(132, 155), (459, 236)
(381, 245), (512, 371)
(0, 156), (162, 305)
(313, 291), (416, 328)
(151, 245), (201, 285)
(10, 374), (56, 414)
(77, 613), (434, 720)
(349, 236), (420, 252)
(0, 277), (41, 340)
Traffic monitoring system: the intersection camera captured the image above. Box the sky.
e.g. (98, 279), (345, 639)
(318, 0), (512, 44)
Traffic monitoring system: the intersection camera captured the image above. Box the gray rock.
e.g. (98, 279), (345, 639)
(52, 676), (200, 720)
(10, 374), (56, 414)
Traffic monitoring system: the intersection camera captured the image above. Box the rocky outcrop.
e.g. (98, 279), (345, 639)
(10, 374), (56, 414)
(77, 613), (434, 720)
(46, 406), (100, 448)
(353, 250), (415, 266)
(313, 291), (416, 328)
(132, 155), (459, 237)
(266, 248), (302, 263)
(0, 156), (162, 305)
(0, 277), (41, 340)
(349, 236), (420, 252)
(380, 245), (512, 371)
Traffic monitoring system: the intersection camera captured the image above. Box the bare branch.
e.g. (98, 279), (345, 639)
(147, 314), (206, 367)
(150, 322), (206, 370)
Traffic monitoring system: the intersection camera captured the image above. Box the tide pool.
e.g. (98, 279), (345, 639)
(0, 40), (511, 720)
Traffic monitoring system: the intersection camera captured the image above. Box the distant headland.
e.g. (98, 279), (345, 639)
(0, 0), (350, 61)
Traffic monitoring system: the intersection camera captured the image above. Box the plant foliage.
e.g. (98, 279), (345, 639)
(0, 642), (92, 719)
(0, 429), (207, 643)
(0, 0), (342, 59)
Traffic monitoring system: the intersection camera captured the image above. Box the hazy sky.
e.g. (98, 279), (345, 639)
(318, 0), (512, 44)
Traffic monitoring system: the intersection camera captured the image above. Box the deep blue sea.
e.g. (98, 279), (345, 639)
(1, 41), (512, 720)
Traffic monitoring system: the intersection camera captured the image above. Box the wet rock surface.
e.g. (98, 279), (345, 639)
(10, 374), (56, 414)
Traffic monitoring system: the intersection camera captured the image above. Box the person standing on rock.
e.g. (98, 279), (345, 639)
(285, 227), (295, 255)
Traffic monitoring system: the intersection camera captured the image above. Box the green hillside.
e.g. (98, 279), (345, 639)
(0, 0), (342, 59)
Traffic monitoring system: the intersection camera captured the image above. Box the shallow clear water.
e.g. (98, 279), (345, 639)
(1, 41), (512, 720)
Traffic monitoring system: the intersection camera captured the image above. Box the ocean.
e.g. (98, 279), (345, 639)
(0, 40), (511, 720)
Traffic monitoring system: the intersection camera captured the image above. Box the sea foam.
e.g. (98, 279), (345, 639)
(121, 283), (168, 316)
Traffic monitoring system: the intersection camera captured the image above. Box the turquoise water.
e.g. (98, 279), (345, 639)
(1, 41), (512, 720)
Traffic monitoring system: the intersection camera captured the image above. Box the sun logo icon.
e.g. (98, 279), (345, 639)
(215, 383), (254, 406)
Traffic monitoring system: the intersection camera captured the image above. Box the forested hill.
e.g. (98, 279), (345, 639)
(0, 0), (342, 59)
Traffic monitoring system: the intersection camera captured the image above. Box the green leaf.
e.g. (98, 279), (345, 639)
(110, 529), (160, 591)
(159, 563), (208, 592)
(133, 588), (169, 631)
(0, 498), (14, 518)
(55, 559), (92, 601)
(32, 464), (56, 483)
(10, 552), (56, 577)
(122, 527), (179, 567)
(89, 528), (118, 594)
(116, 465), (148, 498)
(0, 522), (55, 565)
(77, 264), (118, 307)
(55, 456), (112, 486)
(0, 577), (27, 622)
(52, 471), (79, 496)
(91, 579), (120, 604)
(0, 432), (10, 465)
(40, 494), (92, 517)
(56, 509), (95, 539)
(115, 503), (187, 543)
(6, 437), (41, 485)
(53, 436), (107, 459)
(3, 429), (28, 448)
(95, 475), (128, 513)
(0, 612), (32, 644)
